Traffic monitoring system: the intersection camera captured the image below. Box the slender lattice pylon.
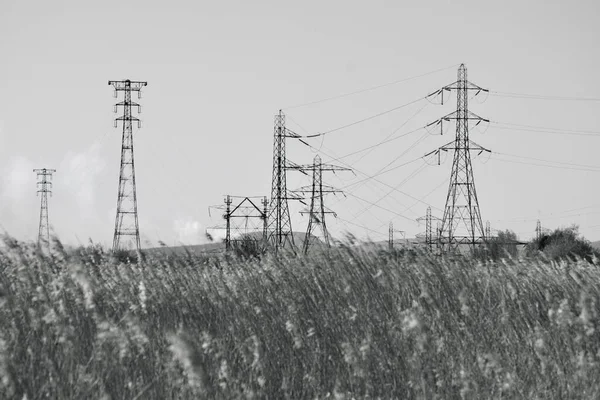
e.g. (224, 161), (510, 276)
(416, 206), (441, 250)
(388, 221), (405, 251)
(424, 64), (490, 251)
(108, 79), (147, 252)
(34, 168), (56, 248)
(266, 110), (304, 252)
(294, 155), (350, 253)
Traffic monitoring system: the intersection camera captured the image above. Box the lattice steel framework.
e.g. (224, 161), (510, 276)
(417, 206), (440, 250)
(266, 110), (304, 252)
(208, 195), (268, 252)
(294, 155), (350, 254)
(425, 64), (490, 251)
(34, 168), (56, 248)
(108, 79), (147, 252)
(224, 196), (268, 251)
(388, 221), (405, 251)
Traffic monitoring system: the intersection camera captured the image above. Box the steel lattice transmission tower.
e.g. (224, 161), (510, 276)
(295, 155), (350, 254)
(108, 79), (147, 252)
(536, 219), (542, 241)
(388, 222), (405, 251)
(34, 168), (56, 247)
(416, 206), (440, 250)
(266, 110), (304, 252)
(425, 64), (490, 251)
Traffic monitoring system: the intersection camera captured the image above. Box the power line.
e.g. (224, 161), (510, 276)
(491, 157), (600, 172)
(297, 97), (426, 139)
(335, 216), (388, 238)
(303, 126), (425, 165)
(493, 152), (600, 171)
(346, 102), (430, 165)
(490, 90), (600, 102)
(283, 63), (459, 110)
(491, 204), (600, 222)
(491, 121), (600, 136)
(342, 191), (417, 224)
(350, 162), (429, 220)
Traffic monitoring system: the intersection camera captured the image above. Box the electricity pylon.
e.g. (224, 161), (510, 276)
(108, 79), (147, 252)
(209, 195), (268, 252)
(424, 64), (490, 252)
(388, 222), (405, 251)
(34, 168), (56, 248)
(266, 110), (305, 253)
(294, 155), (350, 254)
(416, 206), (441, 250)
(536, 220), (542, 241)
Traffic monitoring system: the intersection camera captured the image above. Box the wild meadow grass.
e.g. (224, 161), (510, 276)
(1, 237), (600, 399)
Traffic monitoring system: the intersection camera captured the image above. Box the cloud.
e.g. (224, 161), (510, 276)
(58, 141), (106, 217)
(0, 156), (37, 237)
(2, 156), (35, 203)
(173, 217), (208, 245)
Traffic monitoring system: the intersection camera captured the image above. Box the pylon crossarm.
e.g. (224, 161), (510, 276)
(440, 80), (488, 92)
(108, 80), (147, 90)
(467, 140), (491, 153)
(466, 111), (488, 122)
(283, 128), (302, 138)
(229, 198), (263, 215)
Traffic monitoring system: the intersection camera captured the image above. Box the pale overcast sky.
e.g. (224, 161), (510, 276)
(0, 0), (598, 248)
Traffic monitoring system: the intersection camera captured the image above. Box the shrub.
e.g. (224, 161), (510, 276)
(527, 225), (598, 261)
(482, 229), (519, 260)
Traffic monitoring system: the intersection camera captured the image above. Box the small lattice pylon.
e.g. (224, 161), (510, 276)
(34, 168), (56, 248)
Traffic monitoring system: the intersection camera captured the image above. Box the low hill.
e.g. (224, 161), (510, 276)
(142, 231), (318, 256)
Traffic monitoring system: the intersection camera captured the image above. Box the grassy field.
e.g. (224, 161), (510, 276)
(1, 238), (600, 399)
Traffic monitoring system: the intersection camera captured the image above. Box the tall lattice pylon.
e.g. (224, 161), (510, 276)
(34, 168), (56, 248)
(425, 64), (490, 251)
(108, 79), (147, 252)
(266, 110), (304, 252)
(295, 155), (350, 254)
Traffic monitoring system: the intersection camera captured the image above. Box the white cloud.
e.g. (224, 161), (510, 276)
(0, 156), (37, 238)
(173, 217), (208, 245)
(58, 142), (106, 216)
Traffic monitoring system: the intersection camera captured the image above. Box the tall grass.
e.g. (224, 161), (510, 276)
(1, 237), (600, 399)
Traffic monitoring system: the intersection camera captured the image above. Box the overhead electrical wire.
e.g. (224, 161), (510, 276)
(297, 97), (426, 139)
(283, 63), (459, 110)
(336, 216), (388, 238)
(351, 162), (430, 220)
(491, 157), (600, 173)
(491, 204), (600, 223)
(321, 126), (425, 164)
(348, 102), (430, 165)
(342, 191), (417, 223)
(490, 91), (600, 102)
(490, 121), (600, 137)
(492, 151), (600, 171)
(301, 138), (442, 211)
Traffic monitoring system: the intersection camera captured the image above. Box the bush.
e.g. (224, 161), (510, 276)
(527, 225), (598, 261)
(482, 229), (519, 260)
(230, 234), (266, 260)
